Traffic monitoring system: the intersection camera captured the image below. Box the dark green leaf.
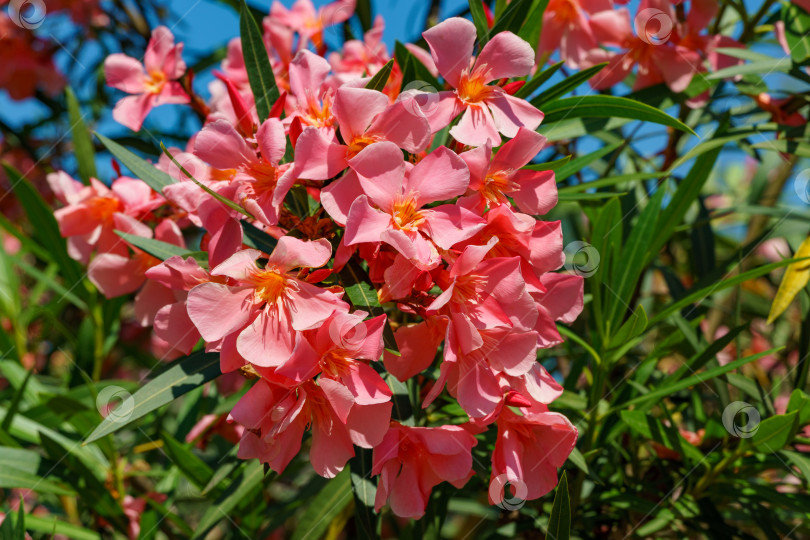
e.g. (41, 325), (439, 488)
(749, 411), (800, 453)
(96, 133), (174, 192)
(365, 59), (394, 92)
(491, 0), (533, 38)
(531, 63), (607, 107)
(115, 231), (208, 267)
(516, 60), (563, 99)
(84, 351), (222, 443)
(66, 87), (97, 184)
(161, 431), (214, 491)
(555, 142), (621, 182)
(193, 460), (266, 539)
(240, 0), (280, 120)
(787, 389), (810, 425)
(291, 468), (353, 540)
(349, 449), (378, 539)
(469, 0), (490, 44)
(546, 471), (570, 540)
(241, 221), (279, 254)
(782, 2), (810, 64)
(540, 95), (696, 135)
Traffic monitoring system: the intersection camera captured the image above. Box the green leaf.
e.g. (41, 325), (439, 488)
(240, 0), (280, 120)
(517, 0), (549, 47)
(84, 351), (222, 443)
(531, 63), (607, 107)
(620, 410), (702, 463)
(241, 221), (279, 254)
(606, 187), (664, 333)
(394, 42), (440, 90)
(161, 431), (215, 491)
(751, 140), (810, 158)
(0, 466), (75, 496)
(115, 231), (207, 267)
(546, 471), (570, 540)
(787, 389), (810, 425)
(23, 516), (100, 540)
(95, 133), (174, 192)
(0, 369), (32, 432)
(516, 60), (563, 99)
(558, 172), (663, 193)
(3, 163), (84, 288)
(618, 347), (782, 410)
(491, 0), (534, 38)
(469, 0), (490, 44)
(607, 306), (647, 350)
(554, 142), (621, 182)
(66, 87), (97, 184)
(365, 59), (394, 92)
(523, 155), (571, 171)
(782, 2), (810, 64)
(705, 58), (791, 79)
(669, 324), (748, 384)
(748, 411), (800, 453)
(648, 257), (807, 327)
(291, 468), (353, 540)
(540, 95), (696, 135)
(349, 449), (378, 540)
(0, 499), (24, 540)
(193, 460), (266, 539)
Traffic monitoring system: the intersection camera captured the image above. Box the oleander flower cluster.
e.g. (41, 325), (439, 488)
(48, 1), (585, 518)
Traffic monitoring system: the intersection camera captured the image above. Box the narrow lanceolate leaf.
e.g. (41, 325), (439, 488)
(240, 0), (280, 120)
(394, 41), (440, 90)
(554, 142), (621, 182)
(291, 468), (353, 540)
(531, 63), (608, 107)
(540, 95), (696, 135)
(193, 461), (266, 539)
(491, 0), (534, 38)
(161, 143), (254, 218)
(3, 163), (84, 288)
(349, 449), (379, 540)
(516, 60), (563, 99)
(115, 231), (208, 267)
(469, 0), (490, 44)
(768, 236), (810, 324)
(66, 87), (97, 184)
(84, 352), (222, 443)
(546, 471), (570, 540)
(0, 499), (24, 540)
(0, 466), (75, 496)
(161, 431), (214, 490)
(23, 516), (101, 540)
(751, 140), (810, 158)
(781, 2), (810, 64)
(96, 133), (175, 192)
(365, 59), (394, 92)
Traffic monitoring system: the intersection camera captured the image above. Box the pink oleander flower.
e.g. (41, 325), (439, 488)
(270, 0), (356, 52)
(231, 372), (391, 477)
(104, 26), (189, 131)
(329, 15), (389, 78)
(194, 117), (295, 227)
(372, 423), (477, 518)
(186, 238), (348, 369)
(383, 315), (449, 381)
(459, 127), (557, 215)
(48, 172), (161, 263)
(344, 142), (484, 270)
(490, 403), (578, 504)
(538, 0), (614, 67)
(419, 17), (544, 146)
(284, 50), (337, 130)
(276, 310), (392, 408)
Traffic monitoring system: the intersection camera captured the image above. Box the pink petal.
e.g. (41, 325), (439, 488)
(487, 93), (545, 139)
(104, 54), (146, 94)
(236, 309), (295, 366)
(492, 128), (547, 170)
(320, 170), (364, 225)
(267, 236), (332, 271)
(257, 118), (286, 165)
(450, 104), (501, 147)
(289, 49), (331, 99)
(344, 196), (392, 245)
(88, 253), (146, 298)
(293, 127), (349, 180)
(422, 204), (486, 250)
(349, 142), (406, 211)
(422, 17), (476, 87)
(512, 170), (557, 215)
(288, 280), (346, 330)
(187, 283), (255, 341)
(475, 31), (535, 82)
(210, 249), (262, 281)
(346, 401), (392, 448)
(153, 302), (201, 355)
(366, 100), (431, 154)
(342, 361), (392, 405)
(406, 146), (470, 206)
(194, 119), (255, 170)
(112, 93), (155, 132)
(334, 87), (390, 143)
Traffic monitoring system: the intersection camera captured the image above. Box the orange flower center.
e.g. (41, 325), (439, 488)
(452, 275), (488, 303)
(144, 70), (167, 94)
(481, 169), (519, 205)
(391, 195), (425, 231)
(246, 161), (279, 197)
(346, 135), (378, 159)
(304, 92), (335, 128)
(88, 196), (123, 221)
(251, 268), (288, 304)
(320, 349), (352, 378)
(457, 65), (496, 104)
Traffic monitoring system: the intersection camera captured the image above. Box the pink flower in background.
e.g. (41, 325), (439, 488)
(104, 26), (189, 131)
(420, 17), (544, 146)
(270, 0), (356, 52)
(373, 423), (477, 518)
(538, 0), (613, 67)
